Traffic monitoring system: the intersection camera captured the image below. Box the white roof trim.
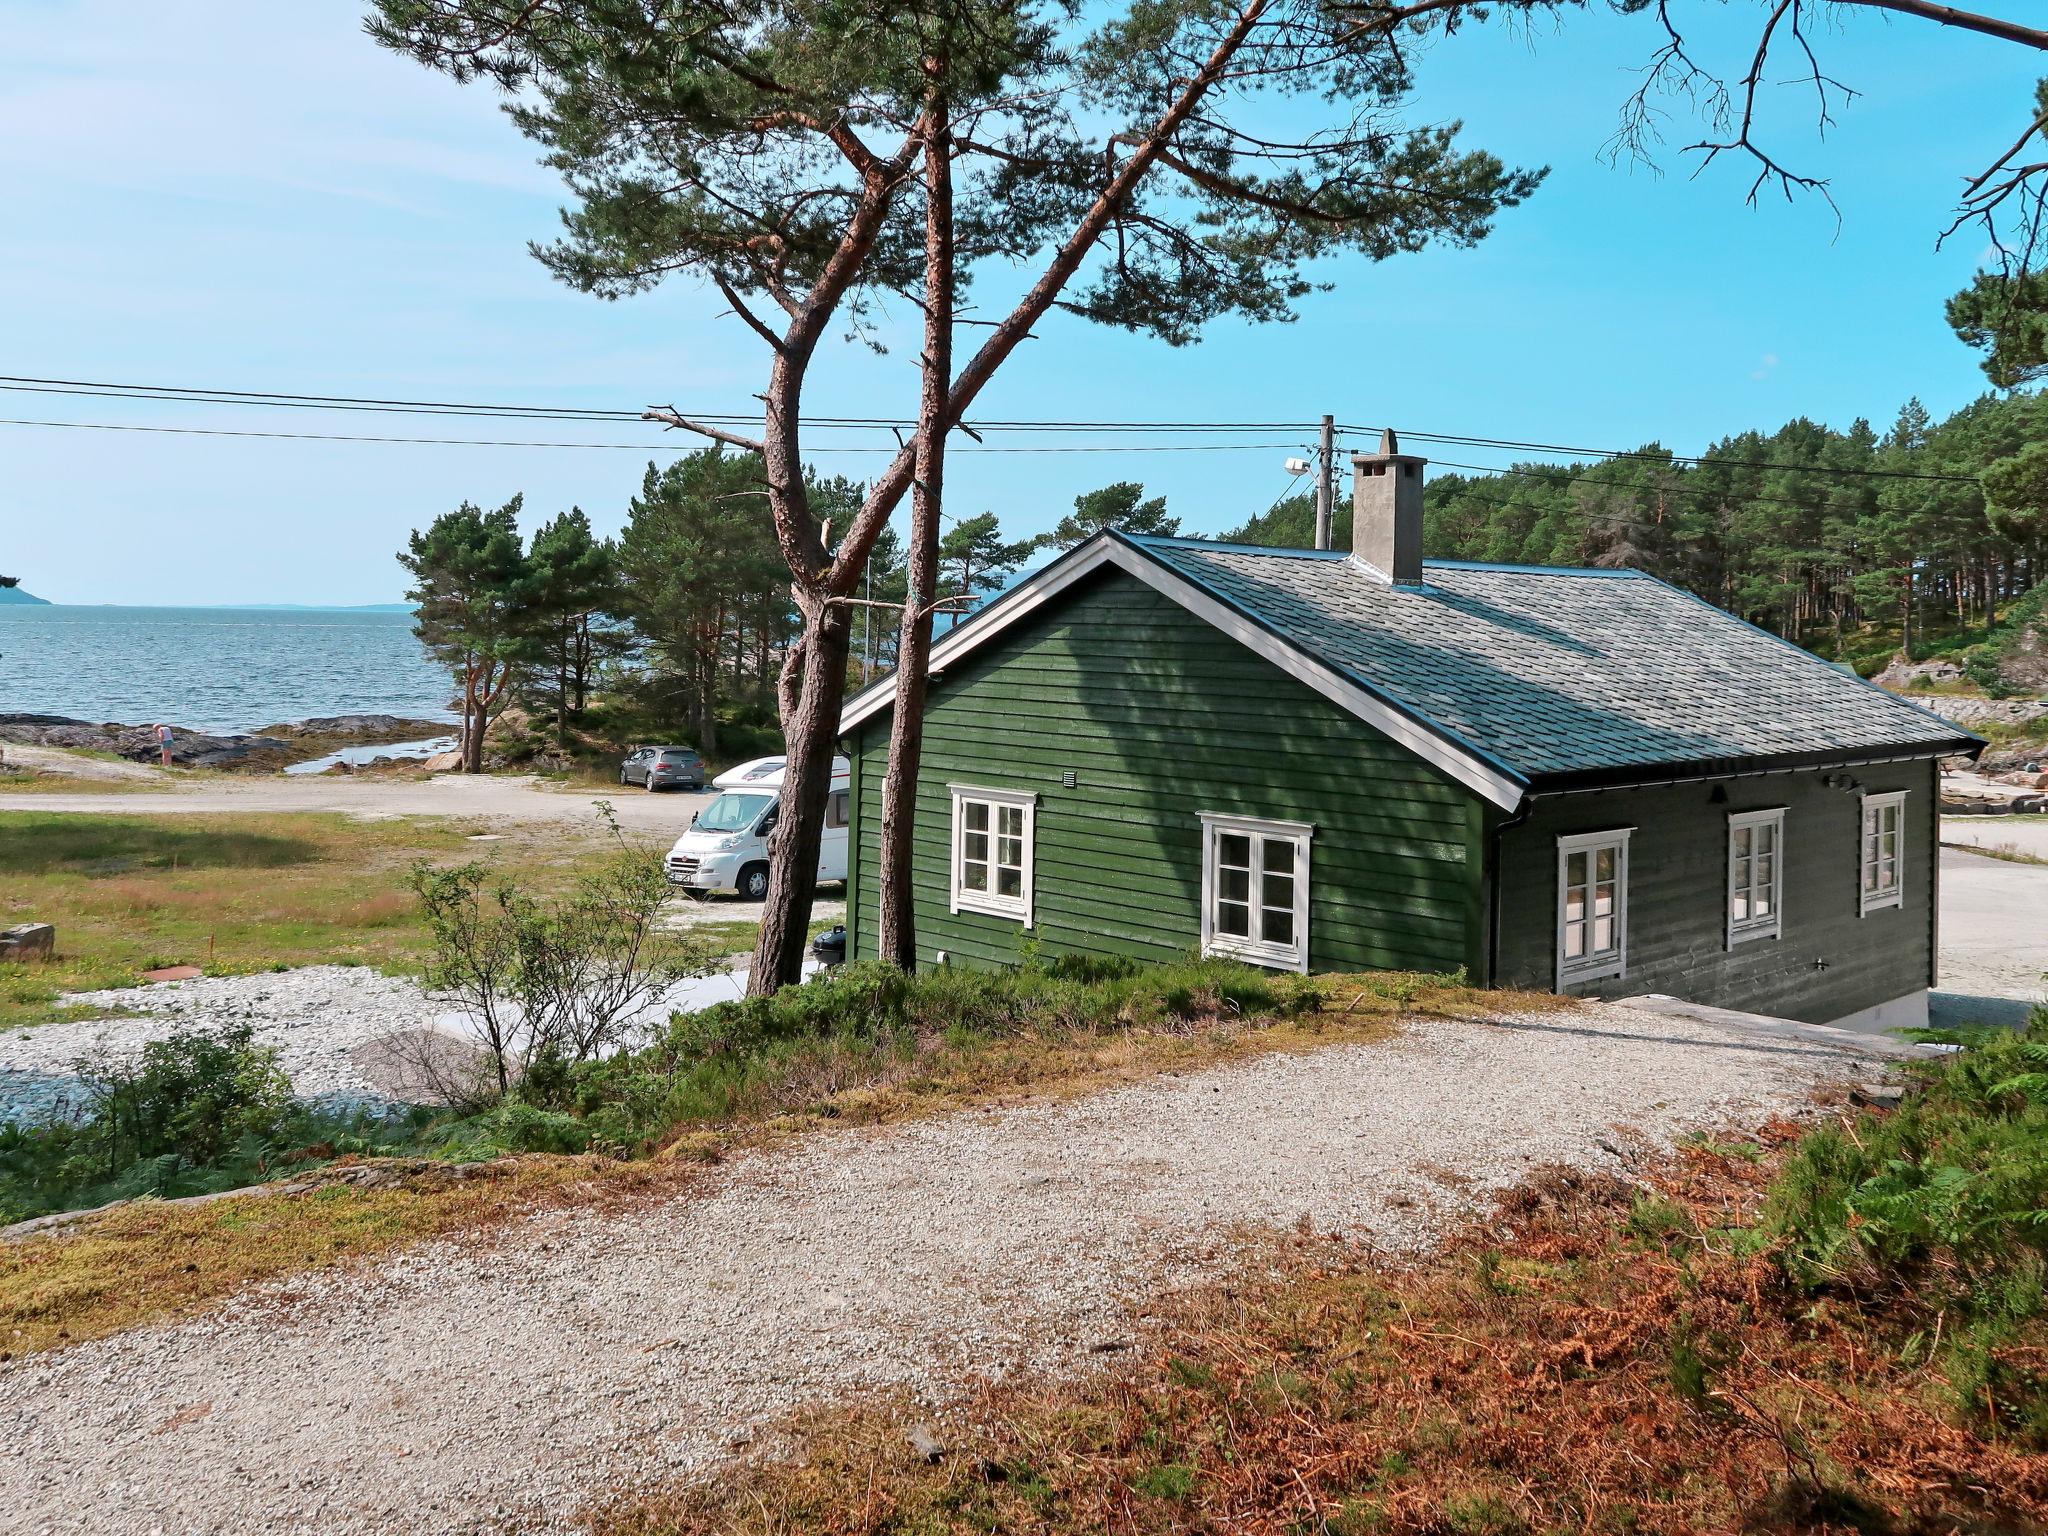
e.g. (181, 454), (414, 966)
(838, 535), (1528, 811)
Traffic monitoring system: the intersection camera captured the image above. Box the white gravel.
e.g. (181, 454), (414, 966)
(0, 1000), (1880, 1536)
(0, 968), (457, 1126)
(0, 964), (786, 1128)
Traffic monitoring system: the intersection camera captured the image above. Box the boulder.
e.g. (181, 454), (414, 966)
(1872, 655), (1964, 690)
(1920, 695), (2048, 731)
(0, 924), (54, 960)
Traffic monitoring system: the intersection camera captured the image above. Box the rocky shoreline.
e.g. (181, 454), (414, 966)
(0, 713), (450, 771)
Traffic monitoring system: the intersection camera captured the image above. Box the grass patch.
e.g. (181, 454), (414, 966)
(0, 1155), (672, 1358)
(1950, 840), (2048, 867)
(597, 1012), (2048, 1536)
(0, 771), (176, 795)
(0, 810), (637, 1029)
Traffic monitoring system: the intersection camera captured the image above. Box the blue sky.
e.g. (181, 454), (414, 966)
(1, 1), (2034, 604)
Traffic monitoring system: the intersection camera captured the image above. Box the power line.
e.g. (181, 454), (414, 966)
(1424, 457), (1924, 518)
(1353, 425), (1983, 486)
(0, 375), (1327, 435)
(0, 372), (1992, 485)
(0, 416), (1306, 454)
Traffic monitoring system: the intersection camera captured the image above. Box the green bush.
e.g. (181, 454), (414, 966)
(1764, 1007), (2048, 1438)
(0, 1025), (429, 1223)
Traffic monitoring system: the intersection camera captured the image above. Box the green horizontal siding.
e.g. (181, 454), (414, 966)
(1494, 758), (1937, 1024)
(846, 568), (1486, 977)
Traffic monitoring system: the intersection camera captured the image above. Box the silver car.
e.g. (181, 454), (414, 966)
(619, 745), (705, 791)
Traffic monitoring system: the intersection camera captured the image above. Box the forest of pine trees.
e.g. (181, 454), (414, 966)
(1228, 391), (2048, 670)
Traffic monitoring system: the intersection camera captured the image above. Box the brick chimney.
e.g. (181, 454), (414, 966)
(1352, 428), (1427, 585)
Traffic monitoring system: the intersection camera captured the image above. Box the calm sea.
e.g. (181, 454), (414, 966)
(0, 606), (454, 734)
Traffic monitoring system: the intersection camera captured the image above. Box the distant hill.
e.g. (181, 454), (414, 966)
(0, 585), (51, 606)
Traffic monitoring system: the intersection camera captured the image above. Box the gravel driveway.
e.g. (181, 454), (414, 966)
(0, 1001), (1882, 1536)
(0, 772), (712, 830)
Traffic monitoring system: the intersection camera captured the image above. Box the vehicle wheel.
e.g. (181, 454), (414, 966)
(738, 862), (770, 901)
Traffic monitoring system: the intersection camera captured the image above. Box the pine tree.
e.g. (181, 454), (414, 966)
(1036, 483), (1180, 551)
(526, 508), (623, 746)
(400, 497), (537, 773)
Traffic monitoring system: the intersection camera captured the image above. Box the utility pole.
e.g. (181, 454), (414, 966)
(1312, 414), (1336, 551)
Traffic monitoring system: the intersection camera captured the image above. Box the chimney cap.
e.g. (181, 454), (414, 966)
(1350, 427), (1426, 467)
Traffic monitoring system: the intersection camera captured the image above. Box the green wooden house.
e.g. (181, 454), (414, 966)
(838, 435), (1981, 1031)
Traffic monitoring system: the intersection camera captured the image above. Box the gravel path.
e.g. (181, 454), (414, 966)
(0, 1001), (1879, 1536)
(0, 773), (713, 829)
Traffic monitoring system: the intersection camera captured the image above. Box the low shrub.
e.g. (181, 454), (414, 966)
(1765, 1006), (2048, 1437)
(433, 1102), (594, 1161)
(0, 1025), (428, 1224)
(570, 955), (1316, 1151)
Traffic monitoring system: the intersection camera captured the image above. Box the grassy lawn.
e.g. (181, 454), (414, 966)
(0, 775), (176, 795)
(0, 810), (638, 1028)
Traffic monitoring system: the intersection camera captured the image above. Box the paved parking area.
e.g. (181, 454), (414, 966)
(1934, 840), (2048, 1030)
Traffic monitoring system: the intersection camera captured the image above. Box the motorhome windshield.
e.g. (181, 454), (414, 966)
(696, 791), (775, 834)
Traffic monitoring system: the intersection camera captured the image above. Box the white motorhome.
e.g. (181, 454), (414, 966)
(665, 756), (851, 900)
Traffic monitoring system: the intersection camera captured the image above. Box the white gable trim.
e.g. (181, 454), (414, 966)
(837, 535), (1527, 811)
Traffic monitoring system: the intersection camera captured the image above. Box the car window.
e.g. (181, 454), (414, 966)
(825, 790), (849, 829)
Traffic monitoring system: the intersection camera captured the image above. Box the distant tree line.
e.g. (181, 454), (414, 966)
(1227, 390), (2048, 664)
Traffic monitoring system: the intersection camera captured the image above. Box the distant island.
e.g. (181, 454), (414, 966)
(0, 585), (52, 606)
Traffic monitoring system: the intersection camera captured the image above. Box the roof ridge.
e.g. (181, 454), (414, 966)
(1130, 534), (1652, 580)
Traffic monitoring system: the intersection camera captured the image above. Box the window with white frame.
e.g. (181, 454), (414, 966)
(1557, 829), (1631, 985)
(948, 784), (1035, 924)
(1860, 791), (1906, 914)
(1199, 813), (1312, 973)
(1727, 808), (1786, 945)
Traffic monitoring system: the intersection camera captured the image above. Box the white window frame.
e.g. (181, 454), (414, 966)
(1198, 812), (1313, 974)
(1860, 790), (1907, 916)
(947, 784), (1036, 926)
(1726, 807), (1786, 947)
(1556, 828), (1632, 986)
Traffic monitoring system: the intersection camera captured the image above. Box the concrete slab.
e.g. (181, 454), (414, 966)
(1933, 844), (2048, 1031)
(1626, 994), (1939, 1061)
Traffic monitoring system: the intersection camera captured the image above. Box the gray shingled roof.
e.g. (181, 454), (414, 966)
(1125, 534), (1978, 786)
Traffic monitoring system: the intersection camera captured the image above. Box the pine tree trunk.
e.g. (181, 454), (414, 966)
(460, 656), (480, 774)
(557, 621), (572, 748)
(747, 603), (852, 995)
(879, 101), (953, 970)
